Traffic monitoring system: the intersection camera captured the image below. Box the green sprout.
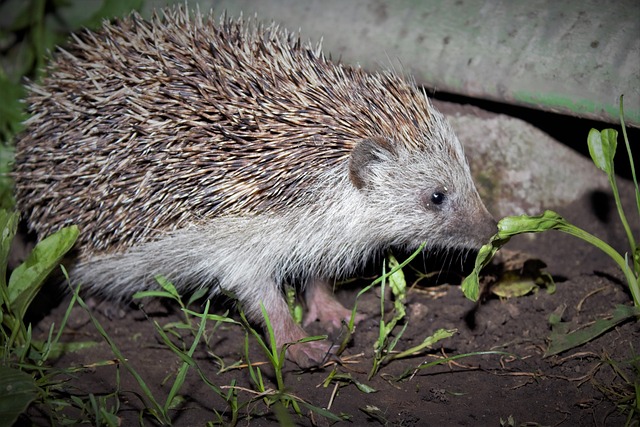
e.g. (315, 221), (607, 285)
(462, 96), (640, 355)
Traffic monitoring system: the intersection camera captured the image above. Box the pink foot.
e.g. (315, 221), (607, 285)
(286, 338), (337, 369)
(303, 279), (365, 330)
(261, 292), (337, 368)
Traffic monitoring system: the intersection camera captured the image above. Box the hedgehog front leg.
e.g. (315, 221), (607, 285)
(303, 278), (365, 331)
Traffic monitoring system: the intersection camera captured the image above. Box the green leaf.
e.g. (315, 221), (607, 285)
(8, 225), (79, 320)
(187, 287), (208, 306)
(291, 399), (345, 423)
(498, 210), (565, 236)
(32, 340), (99, 360)
(0, 143), (16, 210)
(324, 373), (377, 393)
(82, 0), (143, 29)
(461, 238), (505, 301)
(491, 259), (555, 298)
(545, 304), (640, 357)
(154, 275), (179, 298)
(0, 75), (27, 142)
(132, 290), (176, 300)
(388, 328), (457, 362)
(462, 209), (628, 302)
(491, 275), (538, 298)
(183, 309), (240, 324)
(0, 365), (39, 427)
(587, 128), (617, 174)
(0, 210), (19, 290)
(360, 405), (388, 425)
(587, 129), (606, 171)
(387, 253), (407, 326)
(462, 211), (567, 301)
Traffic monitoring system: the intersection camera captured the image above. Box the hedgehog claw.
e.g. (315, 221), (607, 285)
(286, 340), (338, 369)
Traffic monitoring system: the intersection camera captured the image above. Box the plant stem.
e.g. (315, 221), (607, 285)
(608, 173), (637, 261)
(618, 96), (640, 219)
(557, 223), (639, 307)
(618, 98), (640, 276)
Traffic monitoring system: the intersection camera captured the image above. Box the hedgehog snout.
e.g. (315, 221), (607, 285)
(476, 206), (498, 246)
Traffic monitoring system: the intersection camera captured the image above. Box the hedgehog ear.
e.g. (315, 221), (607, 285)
(348, 136), (397, 189)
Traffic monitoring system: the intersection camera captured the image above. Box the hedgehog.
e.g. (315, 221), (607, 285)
(13, 6), (497, 368)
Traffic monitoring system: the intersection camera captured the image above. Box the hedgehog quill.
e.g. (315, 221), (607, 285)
(14, 6), (496, 368)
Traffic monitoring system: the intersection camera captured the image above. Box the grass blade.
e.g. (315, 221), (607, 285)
(545, 304), (640, 357)
(0, 365), (39, 427)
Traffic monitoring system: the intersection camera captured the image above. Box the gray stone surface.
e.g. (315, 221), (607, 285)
(144, 0), (639, 126)
(439, 103), (609, 217)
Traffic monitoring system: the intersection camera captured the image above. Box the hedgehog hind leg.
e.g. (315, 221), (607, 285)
(303, 278), (365, 331)
(252, 283), (336, 368)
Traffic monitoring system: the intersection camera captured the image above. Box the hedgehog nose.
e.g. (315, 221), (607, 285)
(477, 207), (498, 243)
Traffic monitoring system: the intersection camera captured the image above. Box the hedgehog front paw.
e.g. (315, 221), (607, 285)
(304, 279), (365, 331)
(304, 300), (364, 331)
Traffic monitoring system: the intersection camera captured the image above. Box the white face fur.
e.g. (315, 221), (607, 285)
(348, 129), (495, 252)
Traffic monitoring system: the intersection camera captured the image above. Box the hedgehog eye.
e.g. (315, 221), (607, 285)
(421, 187), (448, 209)
(431, 191), (446, 205)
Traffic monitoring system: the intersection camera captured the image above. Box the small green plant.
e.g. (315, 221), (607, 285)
(0, 209), (107, 426)
(0, 211), (78, 347)
(238, 305), (343, 423)
(0, 210), (139, 426)
(499, 415), (516, 427)
(135, 280), (262, 424)
(340, 245), (505, 381)
(456, 98), (639, 424)
(462, 97), (640, 353)
(364, 249), (456, 378)
(0, 208), (229, 425)
(585, 349), (640, 425)
(136, 277), (345, 424)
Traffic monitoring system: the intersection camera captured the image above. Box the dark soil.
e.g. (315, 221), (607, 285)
(18, 118), (640, 426)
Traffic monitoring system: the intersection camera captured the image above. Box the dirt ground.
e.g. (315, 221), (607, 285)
(18, 114), (640, 426)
